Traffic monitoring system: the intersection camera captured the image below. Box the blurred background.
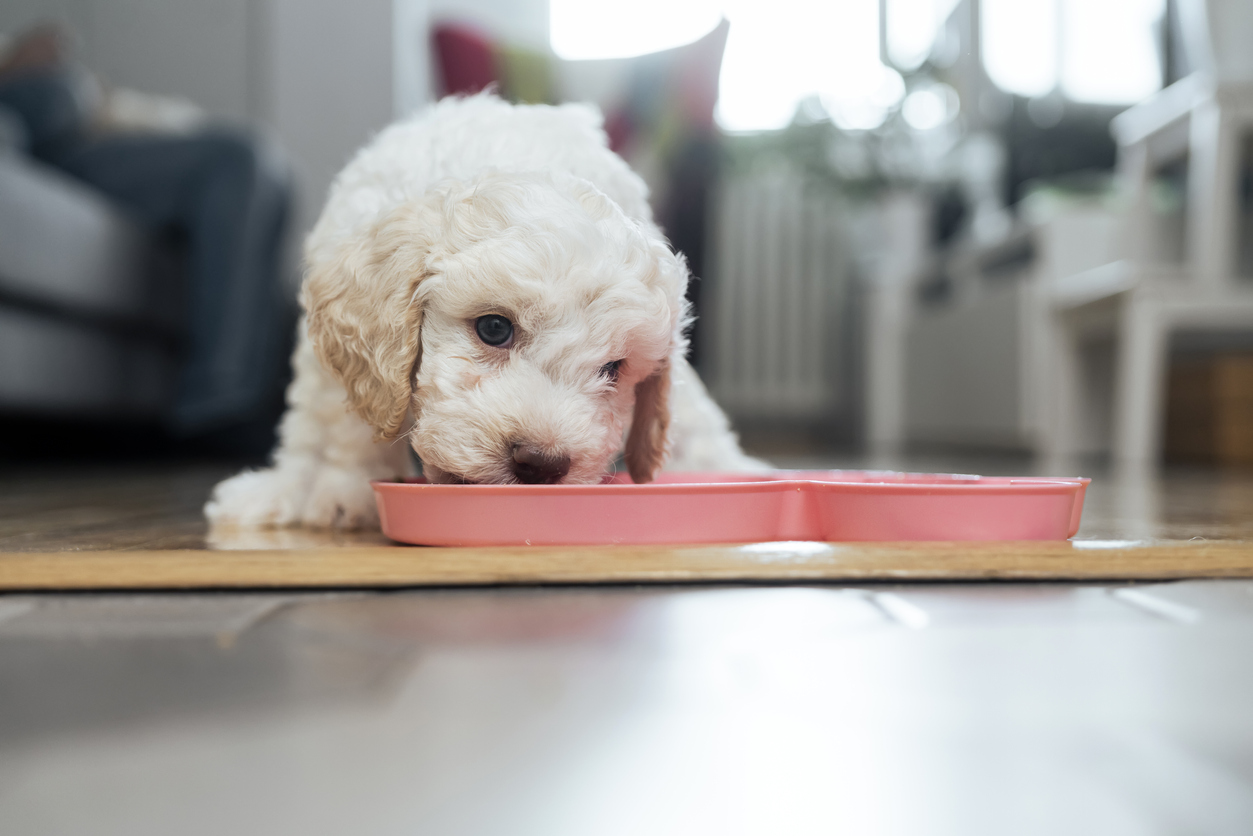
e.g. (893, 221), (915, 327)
(1, 0), (1251, 472)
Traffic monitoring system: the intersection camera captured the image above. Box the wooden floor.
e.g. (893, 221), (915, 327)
(1, 460), (1251, 588)
(3, 458), (1253, 833)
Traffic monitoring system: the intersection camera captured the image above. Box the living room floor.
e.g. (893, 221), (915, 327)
(2, 457), (1252, 833)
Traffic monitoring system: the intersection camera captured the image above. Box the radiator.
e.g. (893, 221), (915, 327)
(703, 170), (851, 421)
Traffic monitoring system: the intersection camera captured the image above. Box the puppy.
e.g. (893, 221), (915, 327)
(207, 94), (764, 529)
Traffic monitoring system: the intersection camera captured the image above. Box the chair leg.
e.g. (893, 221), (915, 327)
(1112, 296), (1166, 466)
(865, 284), (907, 459)
(1042, 311), (1080, 461)
(1186, 100), (1242, 288)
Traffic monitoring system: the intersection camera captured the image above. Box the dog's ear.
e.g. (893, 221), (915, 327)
(625, 359), (671, 483)
(303, 202), (438, 440)
(623, 229), (690, 484)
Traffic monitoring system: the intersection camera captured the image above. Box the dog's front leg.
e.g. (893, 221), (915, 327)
(664, 358), (772, 473)
(205, 327), (412, 529)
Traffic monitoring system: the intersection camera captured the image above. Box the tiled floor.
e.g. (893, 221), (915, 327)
(1, 459), (1252, 833)
(3, 582), (1253, 834)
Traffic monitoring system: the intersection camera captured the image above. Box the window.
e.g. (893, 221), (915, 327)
(981, 0), (1164, 103)
(549, 0), (723, 60)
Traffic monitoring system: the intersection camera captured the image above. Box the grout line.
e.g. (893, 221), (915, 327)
(1110, 588), (1201, 624)
(869, 592), (930, 629)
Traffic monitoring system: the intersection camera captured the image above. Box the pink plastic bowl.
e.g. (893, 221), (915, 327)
(372, 471), (1090, 546)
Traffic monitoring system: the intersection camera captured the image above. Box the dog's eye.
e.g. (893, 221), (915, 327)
(600, 359), (623, 383)
(475, 315), (514, 347)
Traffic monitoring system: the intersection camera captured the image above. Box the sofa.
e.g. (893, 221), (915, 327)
(0, 120), (184, 421)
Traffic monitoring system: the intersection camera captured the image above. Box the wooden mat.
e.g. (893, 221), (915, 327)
(2, 540), (1253, 590)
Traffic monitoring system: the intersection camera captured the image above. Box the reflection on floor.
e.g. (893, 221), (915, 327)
(3, 582), (1253, 834)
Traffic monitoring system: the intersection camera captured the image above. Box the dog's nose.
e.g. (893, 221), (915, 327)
(511, 443), (571, 484)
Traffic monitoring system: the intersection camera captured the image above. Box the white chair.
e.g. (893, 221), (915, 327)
(1043, 73), (1253, 465)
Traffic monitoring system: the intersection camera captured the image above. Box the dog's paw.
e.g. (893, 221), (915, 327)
(205, 464), (315, 528)
(299, 465), (381, 530)
(206, 461), (381, 530)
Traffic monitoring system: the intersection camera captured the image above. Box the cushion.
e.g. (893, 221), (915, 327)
(432, 23), (556, 105)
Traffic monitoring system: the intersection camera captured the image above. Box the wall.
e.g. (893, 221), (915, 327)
(0, 0), (255, 122)
(0, 0), (395, 248)
(263, 0), (393, 234)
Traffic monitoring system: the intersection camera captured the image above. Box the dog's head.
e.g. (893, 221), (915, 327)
(303, 171), (689, 484)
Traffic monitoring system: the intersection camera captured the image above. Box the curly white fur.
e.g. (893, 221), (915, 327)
(206, 94), (765, 530)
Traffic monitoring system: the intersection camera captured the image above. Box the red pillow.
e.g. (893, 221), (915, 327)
(432, 24), (498, 97)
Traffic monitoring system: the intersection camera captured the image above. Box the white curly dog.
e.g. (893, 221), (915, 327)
(206, 94), (763, 529)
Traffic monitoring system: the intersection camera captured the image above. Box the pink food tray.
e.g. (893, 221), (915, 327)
(372, 471), (1090, 546)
